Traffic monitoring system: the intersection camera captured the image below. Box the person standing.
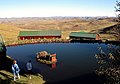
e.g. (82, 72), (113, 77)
(12, 60), (20, 81)
(26, 60), (32, 79)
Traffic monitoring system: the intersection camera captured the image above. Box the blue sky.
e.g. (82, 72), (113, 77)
(0, 0), (117, 18)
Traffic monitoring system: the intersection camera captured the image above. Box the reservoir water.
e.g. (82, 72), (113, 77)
(7, 43), (107, 84)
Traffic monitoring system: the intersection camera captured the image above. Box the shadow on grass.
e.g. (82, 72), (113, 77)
(0, 56), (45, 84)
(0, 56), (24, 83)
(0, 71), (13, 84)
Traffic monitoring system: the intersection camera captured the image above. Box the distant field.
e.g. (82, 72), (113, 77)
(0, 17), (117, 41)
(0, 24), (27, 41)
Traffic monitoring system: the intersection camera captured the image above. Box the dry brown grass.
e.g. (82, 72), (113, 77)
(0, 24), (28, 41)
(0, 18), (117, 41)
(100, 34), (116, 41)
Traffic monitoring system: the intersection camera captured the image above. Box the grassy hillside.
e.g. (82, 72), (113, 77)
(9, 18), (116, 31)
(0, 24), (27, 41)
(0, 56), (45, 84)
(0, 70), (45, 84)
(0, 17), (117, 41)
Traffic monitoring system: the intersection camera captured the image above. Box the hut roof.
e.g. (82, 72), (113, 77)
(69, 32), (96, 38)
(18, 30), (61, 37)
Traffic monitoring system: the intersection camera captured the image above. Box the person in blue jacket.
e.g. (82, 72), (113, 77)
(26, 60), (32, 79)
(12, 60), (20, 81)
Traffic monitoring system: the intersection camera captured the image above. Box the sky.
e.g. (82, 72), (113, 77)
(0, 0), (117, 18)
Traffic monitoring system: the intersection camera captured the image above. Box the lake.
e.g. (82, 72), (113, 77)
(7, 43), (108, 84)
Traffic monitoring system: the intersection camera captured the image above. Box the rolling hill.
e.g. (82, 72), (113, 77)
(0, 17), (117, 41)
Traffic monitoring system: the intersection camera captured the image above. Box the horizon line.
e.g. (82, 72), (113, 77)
(0, 16), (116, 18)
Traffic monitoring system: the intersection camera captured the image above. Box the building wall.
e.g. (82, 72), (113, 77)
(70, 36), (96, 40)
(18, 36), (61, 40)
